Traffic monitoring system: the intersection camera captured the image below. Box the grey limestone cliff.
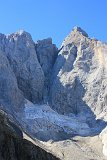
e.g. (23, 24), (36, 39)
(0, 30), (44, 103)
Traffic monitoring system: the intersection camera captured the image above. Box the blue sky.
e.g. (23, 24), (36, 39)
(0, 0), (107, 47)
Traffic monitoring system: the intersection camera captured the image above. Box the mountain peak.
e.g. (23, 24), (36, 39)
(72, 26), (88, 37)
(14, 29), (32, 37)
(16, 29), (26, 35)
(6, 29), (33, 41)
(62, 26), (89, 46)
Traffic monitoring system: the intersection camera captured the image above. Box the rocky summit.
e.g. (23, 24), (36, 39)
(0, 27), (107, 160)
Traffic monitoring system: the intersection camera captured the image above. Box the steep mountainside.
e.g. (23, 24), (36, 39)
(0, 27), (107, 159)
(50, 26), (107, 121)
(36, 38), (58, 102)
(0, 50), (24, 113)
(0, 31), (44, 103)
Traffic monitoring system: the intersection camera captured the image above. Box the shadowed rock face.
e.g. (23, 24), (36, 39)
(36, 38), (58, 76)
(0, 50), (24, 112)
(36, 38), (58, 102)
(0, 110), (59, 160)
(50, 27), (107, 121)
(0, 31), (44, 103)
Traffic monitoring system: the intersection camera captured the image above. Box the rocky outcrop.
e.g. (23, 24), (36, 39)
(50, 27), (107, 121)
(36, 38), (58, 76)
(0, 50), (24, 112)
(36, 38), (58, 102)
(0, 31), (44, 103)
(0, 110), (59, 160)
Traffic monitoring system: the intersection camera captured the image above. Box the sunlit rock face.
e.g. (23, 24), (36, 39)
(0, 31), (44, 103)
(50, 26), (107, 121)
